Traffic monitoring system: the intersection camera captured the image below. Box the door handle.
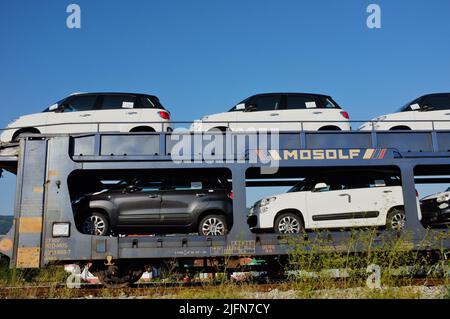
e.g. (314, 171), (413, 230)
(313, 111), (323, 114)
(339, 193), (351, 203)
(79, 114), (91, 117)
(127, 111), (138, 115)
(148, 194), (160, 198)
(269, 113), (279, 116)
(196, 193), (207, 197)
(383, 190), (392, 193)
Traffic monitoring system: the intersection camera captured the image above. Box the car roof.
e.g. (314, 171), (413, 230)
(251, 92), (332, 98)
(305, 168), (399, 178)
(70, 92), (159, 98)
(418, 92), (450, 99)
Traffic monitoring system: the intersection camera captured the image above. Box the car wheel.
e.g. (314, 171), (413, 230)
(81, 212), (110, 236)
(199, 214), (227, 236)
(389, 126), (411, 131)
(274, 212), (304, 234)
(386, 209), (406, 231)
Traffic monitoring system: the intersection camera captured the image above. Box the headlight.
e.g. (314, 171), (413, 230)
(259, 197), (276, 207)
(437, 194), (450, 203)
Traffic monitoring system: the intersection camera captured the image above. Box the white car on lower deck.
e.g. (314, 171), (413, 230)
(191, 93), (351, 132)
(359, 93), (450, 131)
(248, 170), (421, 233)
(0, 92), (173, 143)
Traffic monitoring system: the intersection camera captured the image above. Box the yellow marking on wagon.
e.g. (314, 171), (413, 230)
(0, 238), (13, 252)
(33, 186), (44, 193)
(19, 217), (42, 233)
(16, 247), (40, 268)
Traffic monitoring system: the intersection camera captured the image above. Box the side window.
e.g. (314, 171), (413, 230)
(385, 175), (401, 186)
(321, 98), (338, 109)
(286, 95), (309, 110)
(138, 97), (156, 109)
(100, 95), (136, 110)
(136, 181), (162, 192)
(160, 180), (197, 191)
(64, 95), (97, 112)
(346, 175), (387, 189)
(422, 94), (450, 111)
(250, 95), (280, 111)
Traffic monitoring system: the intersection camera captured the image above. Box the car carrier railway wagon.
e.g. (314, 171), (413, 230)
(0, 129), (449, 286)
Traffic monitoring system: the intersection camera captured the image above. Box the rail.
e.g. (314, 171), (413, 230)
(0, 119), (450, 132)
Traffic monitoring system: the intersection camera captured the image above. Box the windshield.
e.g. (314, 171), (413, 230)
(42, 98), (66, 112)
(228, 97), (250, 112)
(287, 179), (309, 192)
(397, 99), (418, 112)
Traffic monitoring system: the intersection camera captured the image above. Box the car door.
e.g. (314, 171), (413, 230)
(95, 94), (141, 133)
(45, 94), (99, 134)
(112, 181), (162, 226)
(340, 175), (391, 227)
(306, 177), (360, 229)
(417, 94), (450, 130)
(283, 94), (348, 131)
(159, 180), (210, 228)
(235, 94), (282, 130)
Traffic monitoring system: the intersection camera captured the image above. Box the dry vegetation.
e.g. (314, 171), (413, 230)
(0, 229), (449, 299)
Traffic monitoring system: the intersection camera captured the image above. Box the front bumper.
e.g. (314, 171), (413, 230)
(420, 199), (450, 227)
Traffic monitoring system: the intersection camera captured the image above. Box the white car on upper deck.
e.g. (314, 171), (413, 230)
(190, 93), (351, 132)
(0, 92), (173, 143)
(359, 93), (450, 131)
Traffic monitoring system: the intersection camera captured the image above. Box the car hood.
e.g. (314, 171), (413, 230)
(197, 111), (237, 122)
(358, 112), (413, 129)
(6, 113), (46, 128)
(421, 191), (450, 201)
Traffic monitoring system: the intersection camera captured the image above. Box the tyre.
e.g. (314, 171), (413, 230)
(81, 212), (110, 236)
(207, 127), (229, 133)
(198, 214), (227, 236)
(129, 126), (155, 133)
(95, 265), (144, 288)
(318, 126), (341, 131)
(386, 208), (406, 231)
(274, 212), (304, 234)
(389, 126), (411, 131)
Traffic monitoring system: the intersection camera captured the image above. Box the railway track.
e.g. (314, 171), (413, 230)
(0, 278), (448, 299)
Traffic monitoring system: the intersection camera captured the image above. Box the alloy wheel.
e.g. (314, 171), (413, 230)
(277, 216), (301, 234)
(201, 217), (225, 236)
(390, 212), (406, 230)
(83, 215), (107, 236)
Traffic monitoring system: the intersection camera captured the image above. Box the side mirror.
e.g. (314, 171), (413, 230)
(125, 185), (139, 193)
(48, 103), (59, 111)
(409, 103), (420, 111)
(313, 182), (328, 191)
(235, 103), (246, 111)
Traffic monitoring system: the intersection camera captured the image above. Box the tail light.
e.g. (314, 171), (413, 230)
(228, 191), (234, 200)
(340, 111), (349, 119)
(416, 189), (419, 198)
(158, 111), (170, 120)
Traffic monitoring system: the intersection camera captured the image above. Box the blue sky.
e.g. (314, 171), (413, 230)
(0, 0), (450, 214)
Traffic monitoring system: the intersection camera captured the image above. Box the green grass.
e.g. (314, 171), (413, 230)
(0, 228), (449, 299)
